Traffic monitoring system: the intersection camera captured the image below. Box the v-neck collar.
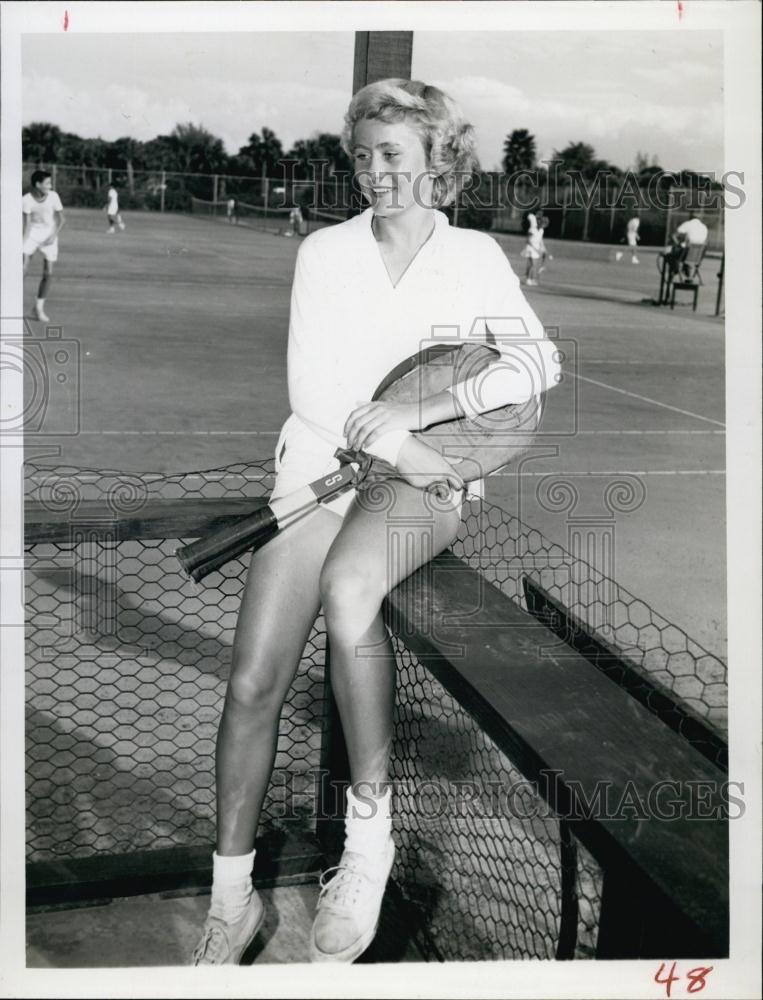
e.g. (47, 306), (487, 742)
(362, 206), (448, 291)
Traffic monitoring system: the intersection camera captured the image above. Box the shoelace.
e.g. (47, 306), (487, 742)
(317, 859), (370, 913)
(192, 920), (229, 964)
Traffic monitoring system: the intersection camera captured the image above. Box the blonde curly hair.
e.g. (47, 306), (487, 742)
(341, 79), (479, 208)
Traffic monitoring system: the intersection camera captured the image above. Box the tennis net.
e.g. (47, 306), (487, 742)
(190, 196), (348, 235)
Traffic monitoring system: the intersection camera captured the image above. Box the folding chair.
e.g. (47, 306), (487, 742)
(670, 243), (706, 312)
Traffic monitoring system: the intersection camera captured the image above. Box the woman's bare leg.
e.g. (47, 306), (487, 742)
(320, 481), (461, 789)
(216, 505), (344, 855)
(310, 482), (462, 961)
(193, 505), (345, 965)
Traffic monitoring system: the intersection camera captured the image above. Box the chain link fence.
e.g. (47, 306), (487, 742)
(25, 459), (727, 959)
(24, 162), (724, 251)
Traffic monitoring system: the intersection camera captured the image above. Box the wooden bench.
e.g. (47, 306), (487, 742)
(382, 550), (728, 958)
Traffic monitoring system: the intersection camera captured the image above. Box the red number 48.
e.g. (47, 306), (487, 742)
(655, 962), (714, 997)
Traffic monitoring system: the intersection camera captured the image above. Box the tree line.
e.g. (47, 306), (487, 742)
(23, 120), (717, 192)
(22, 121), (353, 185)
(501, 128), (719, 192)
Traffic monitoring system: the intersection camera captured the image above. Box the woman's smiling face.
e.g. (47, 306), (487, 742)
(351, 118), (435, 218)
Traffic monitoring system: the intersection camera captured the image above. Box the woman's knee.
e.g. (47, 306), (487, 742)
(227, 653), (288, 713)
(319, 562), (384, 622)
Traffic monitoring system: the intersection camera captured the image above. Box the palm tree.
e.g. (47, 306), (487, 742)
(552, 141), (598, 178)
(22, 122), (63, 166)
(502, 129), (537, 176)
(237, 127), (285, 176)
(57, 132), (89, 185)
(110, 137), (145, 195)
(164, 123), (228, 175)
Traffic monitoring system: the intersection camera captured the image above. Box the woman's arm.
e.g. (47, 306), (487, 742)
(345, 240), (559, 454)
(445, 239), (561, 417)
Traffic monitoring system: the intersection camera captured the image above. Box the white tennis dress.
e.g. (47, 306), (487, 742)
(273, 207), (561, 516)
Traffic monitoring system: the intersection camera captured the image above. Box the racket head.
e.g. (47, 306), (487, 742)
(371, 342), (541, 481)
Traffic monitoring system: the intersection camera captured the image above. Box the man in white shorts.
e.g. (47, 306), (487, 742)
(106, 184), (126, 233)
(22, 170), (65, 323)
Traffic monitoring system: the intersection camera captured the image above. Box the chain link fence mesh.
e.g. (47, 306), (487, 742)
(25, 460), (727, 959)
(26, 163), (725, 252)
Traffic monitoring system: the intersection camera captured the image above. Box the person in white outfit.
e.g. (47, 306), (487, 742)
(191, 78), (562, 967)
(674, 212), (708, 247)
(615, 214), (640, 264)
(105, 185), (126, 233)
(662, 210), (709, 283)
(520, 211), (544, 285)
(22, 170), (65, 323)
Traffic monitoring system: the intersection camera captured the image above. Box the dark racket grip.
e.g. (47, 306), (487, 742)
(176, 504), (279, 583)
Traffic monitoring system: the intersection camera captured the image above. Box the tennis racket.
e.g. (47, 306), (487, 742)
(176, 342), (540, 582)
(176, 448), (369, 582)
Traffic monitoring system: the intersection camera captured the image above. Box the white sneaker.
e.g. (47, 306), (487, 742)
(191, 892), (265, 965)
(118, 222), (126, 231)
(632, 256), (640, 264)
(526, 278), (538, 286)
(34, 305), (50, 323)
(615, 251), (623, 261)
(310, 841), (395, 962)
(107, 227), (116, 234)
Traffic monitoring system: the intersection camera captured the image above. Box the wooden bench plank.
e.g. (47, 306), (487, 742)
(27, 828), (321, 908)
(385, 550), (728, 955)
(523, 578), (728, 770)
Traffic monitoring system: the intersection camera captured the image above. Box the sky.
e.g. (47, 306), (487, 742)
(21, 29), (724, 175)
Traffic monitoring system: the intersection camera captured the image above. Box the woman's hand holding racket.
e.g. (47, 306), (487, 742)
(344, 399), (464, 499)
(343, 400), (421, 451)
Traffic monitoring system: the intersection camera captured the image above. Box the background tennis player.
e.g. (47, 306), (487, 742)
(22, 169), (65, 323)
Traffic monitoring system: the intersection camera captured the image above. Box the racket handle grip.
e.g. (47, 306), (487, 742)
(176, 505), (278, 583)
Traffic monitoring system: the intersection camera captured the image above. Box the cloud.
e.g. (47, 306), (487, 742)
(22, 72), (350, 155)
(432, 73), (722, 173)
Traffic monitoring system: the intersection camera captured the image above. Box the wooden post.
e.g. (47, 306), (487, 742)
(353, 31), (413, 93)
(212, 174), (219, 205)
(664, 188), (673, 245)
(582, 202), (590, 242)
(160, 170), (166, 213)
(715, 253), (724, 316)
(51, 164), (57, 191)
(107, 168), (112, 185)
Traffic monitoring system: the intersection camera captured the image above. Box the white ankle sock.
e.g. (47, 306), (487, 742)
(209, 849), (255, 922)
(344, 786), (392, 859)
